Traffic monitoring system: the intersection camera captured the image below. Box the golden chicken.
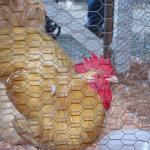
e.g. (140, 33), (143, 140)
(0, 0), (117, 149)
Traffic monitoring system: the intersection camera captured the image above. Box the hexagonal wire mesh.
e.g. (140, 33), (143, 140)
(0, 0), (150, 149)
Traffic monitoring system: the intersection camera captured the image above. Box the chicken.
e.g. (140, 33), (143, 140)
(0, 0), (117, 149)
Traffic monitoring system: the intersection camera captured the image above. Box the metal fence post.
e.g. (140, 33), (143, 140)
(103, 0), (113, 58)
(112, 0), (133, 73)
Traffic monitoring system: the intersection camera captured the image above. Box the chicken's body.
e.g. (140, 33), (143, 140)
(0, 1), (105, 148)
(6, 66), (105, 150)
(0, 27), (105, 149)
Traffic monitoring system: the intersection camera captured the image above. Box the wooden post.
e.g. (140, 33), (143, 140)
(103, 0), (113, 58)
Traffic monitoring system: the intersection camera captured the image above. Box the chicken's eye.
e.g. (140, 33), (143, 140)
(97, 74), (101, 78)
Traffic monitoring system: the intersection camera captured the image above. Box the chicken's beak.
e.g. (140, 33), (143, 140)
(106, 75), (118, 83)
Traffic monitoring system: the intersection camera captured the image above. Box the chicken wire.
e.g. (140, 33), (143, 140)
(112, 0), (150, 132)
(113, 0), (150, 73)
(0, 0), (150, 150)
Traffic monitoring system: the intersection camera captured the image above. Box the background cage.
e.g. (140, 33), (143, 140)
(0, 0), (149, 149)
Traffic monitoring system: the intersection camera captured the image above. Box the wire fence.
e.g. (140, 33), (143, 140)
(0, 0), (149, 149)
(113, 0), (150, 73)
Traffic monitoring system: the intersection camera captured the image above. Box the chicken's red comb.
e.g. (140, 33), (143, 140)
(74, 53), (114, 75)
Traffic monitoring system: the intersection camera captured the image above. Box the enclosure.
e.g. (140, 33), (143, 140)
(0, 0), (150, 149)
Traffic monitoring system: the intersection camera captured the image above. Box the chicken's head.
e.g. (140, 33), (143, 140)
(74, 53), (118, 110)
